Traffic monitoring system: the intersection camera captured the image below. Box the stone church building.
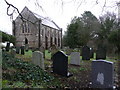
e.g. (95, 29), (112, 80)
(12, 7), (62, 49)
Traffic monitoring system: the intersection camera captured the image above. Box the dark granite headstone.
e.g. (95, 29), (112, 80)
(92, 60), (114, 88)
(6, 42), (10, 52)
(90, 48), (94, 58)
(16, 47), (20, 54)
(52, 51), (73, 77)
(82, 46), (90, 60)
(96, 46), (106, 60)
(21, 46), (25, 55)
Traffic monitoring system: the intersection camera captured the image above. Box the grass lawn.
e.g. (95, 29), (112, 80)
(15, 50), (32, 62)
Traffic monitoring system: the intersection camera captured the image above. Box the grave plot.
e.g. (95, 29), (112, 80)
(21, 46), (25, 55)
(82, 46), (90, 60)
(52, 51), (73, 77)
(16, 47), (20, 54)
(32, 51), (44, 69)
(5, 42), (10, 52)
(70, 52), (80, 66)
(91, 60), (114, 88)
(96, 45), (106, 60)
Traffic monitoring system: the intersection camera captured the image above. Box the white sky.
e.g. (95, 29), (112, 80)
(0, 0), (119, 35)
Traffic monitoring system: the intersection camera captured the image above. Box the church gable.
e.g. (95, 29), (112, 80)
(15, 6), (38, 23)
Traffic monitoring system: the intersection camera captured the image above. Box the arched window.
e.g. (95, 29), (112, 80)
(22, 21), (29, 33)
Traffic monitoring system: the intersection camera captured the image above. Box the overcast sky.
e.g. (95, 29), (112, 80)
(0, 0), (119, 35)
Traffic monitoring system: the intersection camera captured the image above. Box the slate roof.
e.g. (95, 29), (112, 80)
(33, 13), (60, 30)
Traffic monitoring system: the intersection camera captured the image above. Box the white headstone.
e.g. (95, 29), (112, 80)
(32, 51), (44, 69)
(70, 52), (80, 65)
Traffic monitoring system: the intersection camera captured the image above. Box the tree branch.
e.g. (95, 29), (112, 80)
(4, 0), (24, 21)
(4, 0), (41, 24)
(101, 0), (106, 13)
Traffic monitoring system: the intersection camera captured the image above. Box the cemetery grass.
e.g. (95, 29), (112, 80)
(15, 50), (32, 61)
(2, 50), (119, 88)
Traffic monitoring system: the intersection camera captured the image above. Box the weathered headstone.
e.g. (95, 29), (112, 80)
(92, 60), (114, 88)
(16, 47), (20, 54)
(70, 52), (80, 65)
(21, 46), (25, 55)
(90, 48), (94, 58)
(52, 51), (73, 77)
(32, 51), (44, 69)
(96, 46), (106, 60)
(6, 42), (10, 52)
(82, 46), (90, 60)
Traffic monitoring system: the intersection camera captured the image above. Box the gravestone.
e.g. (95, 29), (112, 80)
(82, 46), (90, 60)
(16, 47), (20, 54)
(32, 51), (44, 69)
(70, 52), (80, 65)
(52, 51), (73, 77)
(21, 46), (25, 55)
(92, 60), (114, 88)
(90, 48), (94, 58)
(96, 46), (106, 60)
(6, 42), (10, 52)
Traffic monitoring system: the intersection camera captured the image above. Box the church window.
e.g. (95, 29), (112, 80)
(22, 21), (30, 33)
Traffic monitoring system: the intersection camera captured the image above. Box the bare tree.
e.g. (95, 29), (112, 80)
(4, 0), (119, 19)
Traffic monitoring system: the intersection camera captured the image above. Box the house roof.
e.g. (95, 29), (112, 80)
(33, 13), (60, 30)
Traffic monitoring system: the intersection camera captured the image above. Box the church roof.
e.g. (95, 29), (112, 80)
(33, 13), (60, 30)
(18, 6), (61, 30)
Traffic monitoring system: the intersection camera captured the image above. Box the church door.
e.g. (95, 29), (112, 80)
(25, 38), (28, 44)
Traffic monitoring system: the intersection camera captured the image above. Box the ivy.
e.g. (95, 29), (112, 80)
(2, 52), (54, 85)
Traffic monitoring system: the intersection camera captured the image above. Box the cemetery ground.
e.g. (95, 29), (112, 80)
(2, 50), (119, 88)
